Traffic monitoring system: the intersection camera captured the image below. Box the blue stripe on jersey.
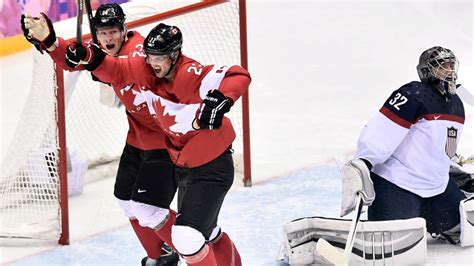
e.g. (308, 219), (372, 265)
(380, 81), (464, 126)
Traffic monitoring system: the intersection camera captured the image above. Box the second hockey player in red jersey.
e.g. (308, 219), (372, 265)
(21, 5), (179, 265)
(66, 22), (251, 265)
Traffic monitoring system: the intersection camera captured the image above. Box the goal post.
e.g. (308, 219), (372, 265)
(56, 65), (69, 245)
(1, 0), (251, 245)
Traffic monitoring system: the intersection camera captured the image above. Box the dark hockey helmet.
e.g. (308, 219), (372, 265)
(94, 4), (126, 30)
(144, 23), (182, 59)
(416, 46), (459, 93)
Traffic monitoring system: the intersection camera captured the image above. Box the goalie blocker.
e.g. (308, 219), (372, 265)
(279, 217), (427, 265)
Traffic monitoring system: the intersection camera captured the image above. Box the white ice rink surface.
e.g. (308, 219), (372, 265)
(1, 0), (473, 265)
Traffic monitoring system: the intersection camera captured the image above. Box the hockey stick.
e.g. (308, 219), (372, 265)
(457, 155), (474, 166)
(76, 0), (84, 44)
(84, 0), (98, 44)
(316, 193), (364, 265)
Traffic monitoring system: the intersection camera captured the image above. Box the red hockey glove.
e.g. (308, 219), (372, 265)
(195, 89), (233, 130)
(20, 13), (56, 54)
(66, 42), (106, 71)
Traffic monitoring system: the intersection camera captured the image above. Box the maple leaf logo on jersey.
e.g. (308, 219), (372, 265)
(153, 97), (178, 135)
(155, 98), (201, 135)
(132, 86), (149, 106)
(139, 89), (199, 135)
(119, 84), (134, 96)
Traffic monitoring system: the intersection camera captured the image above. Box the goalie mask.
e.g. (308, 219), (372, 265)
(417, 46), (459, 95)
(94, 4), (126, 30)
(144, 23), (183, 60)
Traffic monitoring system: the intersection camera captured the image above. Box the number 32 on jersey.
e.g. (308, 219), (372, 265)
(389, 92), (408, 110)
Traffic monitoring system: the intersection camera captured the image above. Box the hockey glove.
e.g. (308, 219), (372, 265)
(21, 13), (56, 54)
(194, 89), (232, 130)
(66, 42), (106, 71)
(340, 158), (375, 217)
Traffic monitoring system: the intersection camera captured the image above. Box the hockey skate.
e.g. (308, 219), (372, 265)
(141, 243), (180, 266)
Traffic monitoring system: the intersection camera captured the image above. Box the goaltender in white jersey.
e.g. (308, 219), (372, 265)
(280, 46), (474, 265)
(345, 46), (473, 247)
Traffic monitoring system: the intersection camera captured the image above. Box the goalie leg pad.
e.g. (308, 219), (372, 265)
(460, 196), (474, 247)
(282, 216), (427, 265)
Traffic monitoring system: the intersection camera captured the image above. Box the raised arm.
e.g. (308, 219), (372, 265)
(93, 49), (150, 86)
(218, 65), (251, 103)
(64, 41), (149, 87)
(194, 64), (251, 130)
(21, 13), (56, 54)
(50, 37), (88, 71)
(21, 12), (88, 72)
(22, 11), (148, 87)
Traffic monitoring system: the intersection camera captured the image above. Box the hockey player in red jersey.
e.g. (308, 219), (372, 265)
(65, 23), (251, 265)
(21, 5), (179, 265)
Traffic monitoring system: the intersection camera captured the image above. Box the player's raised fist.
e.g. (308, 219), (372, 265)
(66, 42), (106, 71)
(20, 12), (56, 53)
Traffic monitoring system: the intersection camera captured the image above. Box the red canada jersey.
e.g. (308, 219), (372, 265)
(48, 31), (167, 150)
(93, 53), (251, 167)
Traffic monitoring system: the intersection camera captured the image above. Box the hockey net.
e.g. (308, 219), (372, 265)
(0, 0), (250, 244)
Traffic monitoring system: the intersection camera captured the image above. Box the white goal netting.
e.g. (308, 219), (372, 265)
(0, 0), (247, 242)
